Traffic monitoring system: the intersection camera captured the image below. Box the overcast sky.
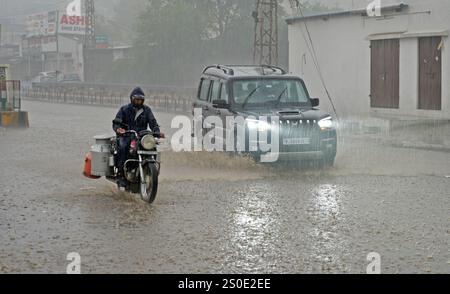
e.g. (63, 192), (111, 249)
(0, 0), (362, 17)
(0, 0), (119, 18)
(0, 0), (404, 19)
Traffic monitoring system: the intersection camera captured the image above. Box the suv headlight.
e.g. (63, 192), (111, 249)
(141, 135), (157, 150)
(318, 117), (334, 130)
(246, 119), (271, 132)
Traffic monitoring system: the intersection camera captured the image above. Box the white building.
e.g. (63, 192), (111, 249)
(286, 0), (450, 120)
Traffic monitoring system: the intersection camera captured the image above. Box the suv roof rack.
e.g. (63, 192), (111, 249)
(203, 64), (287, 76)
(203, 65), (235, 76)
(260, 65), (287, 75)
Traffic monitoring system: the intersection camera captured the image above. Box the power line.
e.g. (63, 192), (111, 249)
(291, 1), (340, 120)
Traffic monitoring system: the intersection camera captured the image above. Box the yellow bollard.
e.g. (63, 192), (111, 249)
(1, 111), (19, 127)
(0, 111), (29, 128)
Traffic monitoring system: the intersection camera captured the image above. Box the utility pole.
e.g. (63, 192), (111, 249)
(56, 10), (61, 81)
(85, 0), (95, 48)
(84, 0), (95, 82)
(253, 0), (279, 66)
(252, 0), (301, 66)
(288, 0), (300, 12)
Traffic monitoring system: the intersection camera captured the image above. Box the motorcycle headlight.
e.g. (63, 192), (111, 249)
(318, 117), (334, 130)
(246, 119), (271, 132)
(141, 135), (157, 150)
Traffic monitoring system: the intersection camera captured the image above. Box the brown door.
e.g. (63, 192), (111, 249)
(419, 37), (442, 110)
(371, 39), (400, 108)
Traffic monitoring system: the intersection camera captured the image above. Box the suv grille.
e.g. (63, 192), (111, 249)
(278, 119), (320, 152)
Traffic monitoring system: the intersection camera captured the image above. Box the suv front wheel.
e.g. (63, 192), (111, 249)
(322, 156), (336, 168)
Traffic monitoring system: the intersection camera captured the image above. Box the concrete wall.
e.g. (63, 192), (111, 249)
(287, 0), (450, 120)
(41, 35), (84, 78)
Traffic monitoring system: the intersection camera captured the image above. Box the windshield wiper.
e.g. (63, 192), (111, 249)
(275, 86), (288, 108)
(241, 85), (263, 109)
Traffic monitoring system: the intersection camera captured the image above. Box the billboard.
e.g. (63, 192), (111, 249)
(26, 11), (88, 37)
(26, 11), (58, 37)
(59, 14), (88, 35)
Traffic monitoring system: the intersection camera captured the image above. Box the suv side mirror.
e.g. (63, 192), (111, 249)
(311, 98), (320, 107)
(212, 99), (230, 109)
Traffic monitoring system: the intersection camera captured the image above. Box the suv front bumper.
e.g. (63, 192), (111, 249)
(250, 133), (337, 162)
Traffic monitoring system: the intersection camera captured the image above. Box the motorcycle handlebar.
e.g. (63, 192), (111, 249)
(118, 130), (164, 140)
(125, 130), (139, 136)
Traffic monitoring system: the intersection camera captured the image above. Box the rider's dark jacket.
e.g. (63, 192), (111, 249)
(112, 103), (161, 135)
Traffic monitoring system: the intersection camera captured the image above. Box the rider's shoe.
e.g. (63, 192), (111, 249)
(117, 177), (127, 191)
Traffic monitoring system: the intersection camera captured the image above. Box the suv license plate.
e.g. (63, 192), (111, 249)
(283, 138), (311, 145)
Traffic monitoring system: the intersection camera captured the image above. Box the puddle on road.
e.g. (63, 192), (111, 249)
(161, 151), (269, 182)
(313, 185), (341, 218)
(220, 183), (282, 273)
(306, 184), (350, 272)
(72, 184), (137, 202)
(218, 182), (351, 273)
(63, 184), (156, 230)
(158, 146), (444, 182)
(161, 151), (341, 182)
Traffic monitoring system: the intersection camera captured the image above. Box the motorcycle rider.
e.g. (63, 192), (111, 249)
(113, 87), (161, 189)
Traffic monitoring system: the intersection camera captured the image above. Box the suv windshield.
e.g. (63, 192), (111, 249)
(232, 79), (311, 109)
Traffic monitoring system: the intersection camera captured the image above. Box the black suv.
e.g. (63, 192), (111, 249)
(193, 65), (337, 166)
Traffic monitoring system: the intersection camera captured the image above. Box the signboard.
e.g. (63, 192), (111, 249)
(59, 14), (88, 35)
(26, 11), (89, 37)
(26, 11), (58, 37)
(0, 67), (6, 81)
(95, 34), (109, 49)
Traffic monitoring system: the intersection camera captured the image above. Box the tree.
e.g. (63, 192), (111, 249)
(106, 0), (339, 86)
(130, 0), (209, 85)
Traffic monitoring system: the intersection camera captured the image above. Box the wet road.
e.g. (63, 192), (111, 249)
(0, 101), (449, 274)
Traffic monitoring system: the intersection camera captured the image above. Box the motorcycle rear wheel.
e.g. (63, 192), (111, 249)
(140, 163), (159, 204)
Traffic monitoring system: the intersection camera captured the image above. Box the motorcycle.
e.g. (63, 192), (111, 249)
(84, 118), (163, 204)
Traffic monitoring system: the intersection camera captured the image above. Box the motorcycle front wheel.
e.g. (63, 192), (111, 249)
(140, 163), (159, 204)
